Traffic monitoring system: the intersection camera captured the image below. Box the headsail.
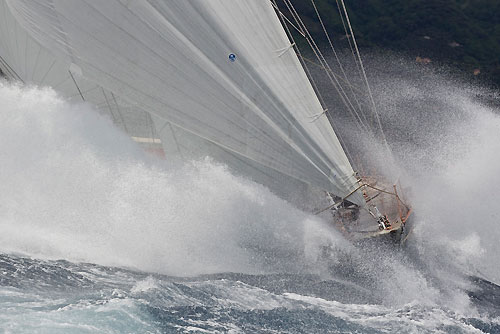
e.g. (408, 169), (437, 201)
(2, 0), (365, 205)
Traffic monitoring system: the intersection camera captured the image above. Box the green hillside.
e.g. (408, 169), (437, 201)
(279, 0), (500, 87)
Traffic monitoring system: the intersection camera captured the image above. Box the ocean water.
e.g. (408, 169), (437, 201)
(1, 69), (500, 334)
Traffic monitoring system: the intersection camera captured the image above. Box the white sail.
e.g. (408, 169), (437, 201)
(0, 1), (161, 142)
(2, 0), (364, 205)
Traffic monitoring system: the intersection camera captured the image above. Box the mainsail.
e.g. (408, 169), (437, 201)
(0, 0), (365, 206)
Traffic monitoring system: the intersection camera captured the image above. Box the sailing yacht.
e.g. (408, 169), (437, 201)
(0, 0), (411, 243)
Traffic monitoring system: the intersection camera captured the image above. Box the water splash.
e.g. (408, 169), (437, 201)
(306, 53), (500, 311)
(1, 59), (500, 317)
(341, 55), (500, 296)
(0, 82), (341, 276)
(375, 64), (500, 284)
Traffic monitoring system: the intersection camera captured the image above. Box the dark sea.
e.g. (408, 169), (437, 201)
(1, 60), (500, 333)
(1, 253), (499, 334)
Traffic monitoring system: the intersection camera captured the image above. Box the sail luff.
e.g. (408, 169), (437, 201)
(187, 0), (364, 203)
(147, 0), (363, 201)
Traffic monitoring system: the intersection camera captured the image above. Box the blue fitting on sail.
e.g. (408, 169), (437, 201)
(228, 53), (236, 62)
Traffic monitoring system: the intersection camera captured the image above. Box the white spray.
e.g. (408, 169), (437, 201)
(0, 82), (345, 276)
(1, 65), (499, 312)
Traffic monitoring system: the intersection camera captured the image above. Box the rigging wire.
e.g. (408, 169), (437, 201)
(310, 0), (366, 119)
(283, 0), (362, 123)
(146, 111), (158, 142)
(272, 0), (356, 164)
(111, 92), (129, 133)
(278, 0), (392, 158)
(301, 56), (364, 94)
(281, 0), (370, 133)
(270, 1), (305, 38)
(334, 0), (364, 86)
(338, 0), (391, 154)
(272, 0), (330, 117)
(272, 0), (357, 168)
(68, 70), (85, 101)
(0, 54), (23, 82)
(102, 88), (120, 126)
(274, 0), (360, 167)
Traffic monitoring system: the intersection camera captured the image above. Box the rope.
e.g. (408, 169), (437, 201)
(270, 0), (357, 178)
(301, 56), (364, 94)
(146, 111), (158, 142)
(284, 0), (358, 116)
(282, 0), (370, 134)
(68, 70), (85, 101)
(274, 0), (356, 163)
(335, 0), (363, 83)
(314, 183), (365, 215)
(111, 92), (129, 133)
(364, 183), (410, 209)
(270, 2), (305, 38)
(314, 181), (411, 216)
(102, 88), (119, 125)
(0, 55), (23, 82)
(339, 0), (391, 154)
(272, 0), (327, 109)
(167, 122), (185, 159)
(310, 0), (366, 122)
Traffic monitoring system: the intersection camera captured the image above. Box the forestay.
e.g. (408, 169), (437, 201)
(4, 0), (365, 205)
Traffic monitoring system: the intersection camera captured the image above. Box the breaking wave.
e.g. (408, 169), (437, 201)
(0, 82), (344, 277)
(1, 56), (500, 327)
